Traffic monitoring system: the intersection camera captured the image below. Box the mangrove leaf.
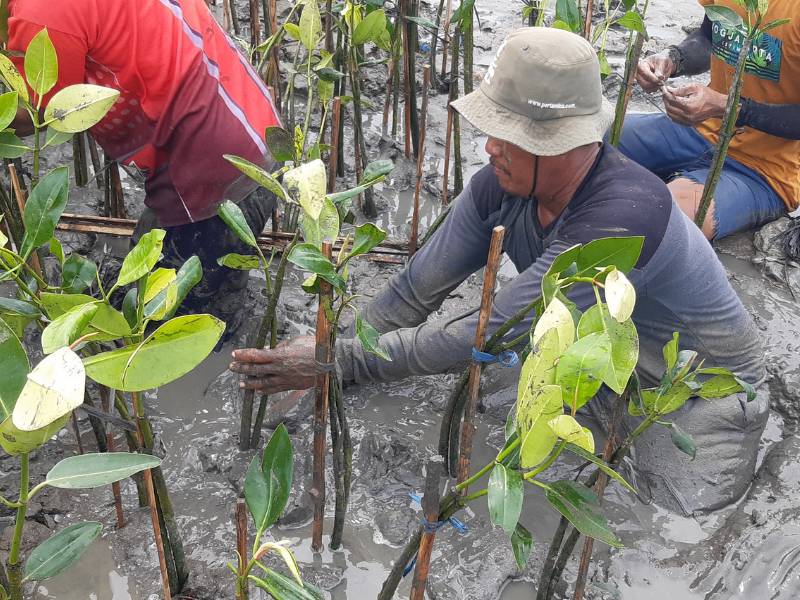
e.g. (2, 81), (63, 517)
(488, 464), (524, 535)
(41, 303), (98, 354)
(0, 316), (28, 420)
(544, 480), (622, 547)
(61, 254), (97, 294)
(24, 28), (58, 99)
(114, 229), (166, 289)
(20, 167), (70, 258)
(44, 452), (161, 489)
(510, 523), (533, 569)
(44, 84), (119, 133)
(23, 522), (102, 582)
(556, 332), (610, 411)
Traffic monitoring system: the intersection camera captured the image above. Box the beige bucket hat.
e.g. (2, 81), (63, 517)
(451, 27), (614, 157)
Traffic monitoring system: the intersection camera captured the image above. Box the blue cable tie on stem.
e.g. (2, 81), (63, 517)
(403, 492), (469, 577)
(471, 347), (519, 368)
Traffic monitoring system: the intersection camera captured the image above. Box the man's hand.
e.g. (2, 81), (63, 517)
(663, 84), (727, 126)
(636, 54), (676, 92)
(229, 336), (321, 394)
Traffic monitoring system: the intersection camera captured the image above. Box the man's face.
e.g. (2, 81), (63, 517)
(485, 136), (536, 197)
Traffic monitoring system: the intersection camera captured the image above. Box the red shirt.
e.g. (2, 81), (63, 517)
(8, 0), (281, 226)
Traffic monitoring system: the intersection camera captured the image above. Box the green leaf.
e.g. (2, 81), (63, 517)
(218, 200), (258, 248)
(698, 374), (744, 399)
(150, 255), (202, 321)
(548, 415), (594, 453)
(545, 480), (622, 547)
(39, 293), (131, 342)
(0, 316), (29, 420)
(11, 347), (84, 432)
(284, 159), (327, 221)
(0, 297), (41, 319)
(653, 382), (694, 415)
(405, 15), (438, 29)
(44, 452), (160, 488)
(223, 154), (287, 201)
(143, 281), (178, 322)
(761, 18), (791, 32)
(667, 422), (696, 459)
(143, 268), (176, 304)
(518, 384), (563, 469)
(83, 314), (225, 391)
(0, 413), (69, 455)
(531, 297), (575, 353)
(43, 84), (120, 133)
(23, 522), (102, 582)
(576, 236), (644, 276)
(265, 126), (295, 163)
(0, 53), (29, 102)
(662, 332), (679, 371)
(44, 127), (73, 149)
(287, 243), (346, 292)
(24, 28), (58, 98)
(217, 253), (262, 270)
(284, 22), (302, 40)
(518, 328), (561, 396)
(48, 237), (64, 265)
(576, 305), (638, 394)
(114, 229), (166, 289)
(61, 254), (97, 294)
(41, 303), (98, 354)
(244, 454), (268, 529)
(363, 159), (394, 183)
(262, 423), (294, 530)
(299, 196), (339, 248)
(510, 523), (533, 570)
(603, 269), (635, 322)
(250, 567), (324, 600)
(563, 443), (636, 494)
(545, 244), (581, 280)
(0, 91), (18, 131)
(0, 131), (28, 158)
(488, 464), (524, 535)
(735, 376), (756, 402)
(616, 10), (646, 34)
(556, 332), (610, 412)
(353, 8), (387, 45)
(704, 5), (744, 28)
(355, 311), (390, 360)
(347, 222), (386, 259)
(555, 0), (581, 32)
(20, 167), (70, 258)
(299, 0), (322, 50)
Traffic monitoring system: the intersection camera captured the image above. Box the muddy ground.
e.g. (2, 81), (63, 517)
(3, 0), (800, 599)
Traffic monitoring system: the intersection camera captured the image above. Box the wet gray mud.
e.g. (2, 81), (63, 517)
(4, 0), (800, 599)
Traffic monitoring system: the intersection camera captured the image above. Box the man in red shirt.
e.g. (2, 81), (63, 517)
(8, 0), (281, 331)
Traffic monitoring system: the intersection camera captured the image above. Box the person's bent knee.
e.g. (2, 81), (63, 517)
(668, 177), (716, 240)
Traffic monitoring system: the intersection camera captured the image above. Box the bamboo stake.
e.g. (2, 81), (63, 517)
(235, 497), (249, 600)
(327, 97), (342, 193)
(109, 161), (126, 219)
(401, 0), (412, 158)
(442, 29), (461, 206)
(249, 0), (261, 49)
(431, 0), (447, 79)
(608, 31), (645, 147)
(86, 134), (104, 190)
(72, 133), (88, 187)
(695, 38), (751, 231)
(133, 392), (172, 600)
(440, 0), (453, 81)
(311, 241), (334, 552)
(381, 58), (395, 138)
(8, 164), (43, 280)
(70, 413), (85, 454)
(583, 0), (595, 40)
(410, 456), (445, 600)
(100, 386), (125, 529)
(409, 65), (430, 256)
(456, 226), (505, 486)
(224, 0), (240, 36)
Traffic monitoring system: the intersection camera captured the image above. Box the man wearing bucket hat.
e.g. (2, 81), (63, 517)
(231, 28), (767, 513)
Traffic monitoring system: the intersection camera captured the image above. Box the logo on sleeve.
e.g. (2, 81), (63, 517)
(711, 21), (783, 82)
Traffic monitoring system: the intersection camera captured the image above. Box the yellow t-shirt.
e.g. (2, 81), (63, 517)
(696, 0), (800, 210)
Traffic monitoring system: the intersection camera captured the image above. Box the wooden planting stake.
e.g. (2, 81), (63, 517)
(86, 134), (105, 189)
(223, 0), (240, 35)
(409, 65), (430, 256)
(583, 0), (595, 40)
(235, 497), (249, 600)
(72, 133), (89, 187)
(410, 456), (445, 600)
(440, 0), (453, 81)
(311, 241), (334, 552)
(70, 413), (85, 454)
(327, 97), (342, 194)
(8, 164), (43, 280)
(133, 392), (173, 600)
(249, 0), (261, 51)
(608, 30), (646, 147)
(442, 107), (454, 206)
(100, 385), (125, 529)
(400, 0), (412, 158)
(108, 161), (127, 219)
(457, 225), (506, 487)
(381, 58), (395, 138)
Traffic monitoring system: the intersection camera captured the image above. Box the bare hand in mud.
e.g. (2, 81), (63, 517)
(230, 336), (321, 393)
(662, 84), (727, 126)
(636, 54), (675, 92)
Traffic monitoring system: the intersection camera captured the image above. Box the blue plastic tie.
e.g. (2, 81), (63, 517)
(403, 492), (469, 577)
(471, 347), (519, 368)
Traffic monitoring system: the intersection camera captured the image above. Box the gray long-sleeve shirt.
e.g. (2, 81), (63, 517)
(336, 144), (765, 388)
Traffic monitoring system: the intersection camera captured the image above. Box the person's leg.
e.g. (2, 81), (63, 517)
(613, 113), (714, 178)
(669, 158), (787, 240)
(626, 386), (769, 515)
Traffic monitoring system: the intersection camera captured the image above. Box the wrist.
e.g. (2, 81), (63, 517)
(666, 46), (683, 77)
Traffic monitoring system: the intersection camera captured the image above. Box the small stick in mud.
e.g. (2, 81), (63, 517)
(133, 392), (173, 600)
(248, 0), (261, 52)
(99, 385), (125, 529)
(440, 0), (453, 81)
(456, 225), (506, 487)
(223, 0), (240, 35)
(311, 241), (334, 552)
(72, 133), (89, 187)
(8, 163), (43, 280)
(327, 97), (342, 194)
(235, 497), (249, 600)
(410, 456), (445, 600)
(70, 413), (85, 454)
(401, 0), (413, 158)
(409, 65), (430, 256)
(583, 0), (595, 40)
(442, 28), (461, 206)
(86, 133), (105, 189)
(109, 161), (127, 219)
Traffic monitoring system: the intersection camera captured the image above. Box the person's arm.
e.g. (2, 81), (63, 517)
(736, 98), (800, 140)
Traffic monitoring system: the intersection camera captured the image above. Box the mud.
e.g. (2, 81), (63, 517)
(4, 0), (800, 599)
